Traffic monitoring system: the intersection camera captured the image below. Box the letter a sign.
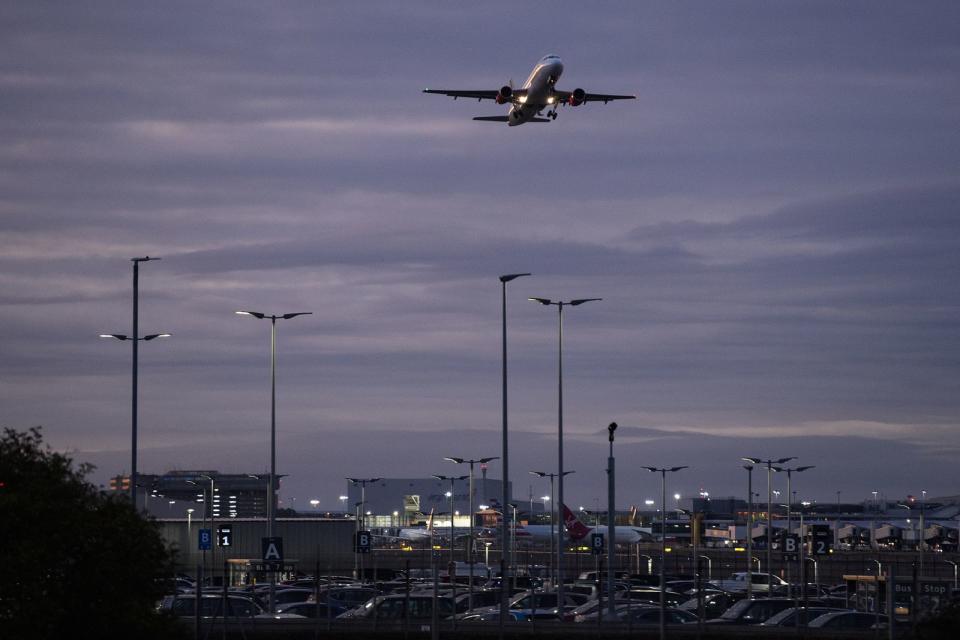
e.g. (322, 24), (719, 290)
(262, 537), (283, 568)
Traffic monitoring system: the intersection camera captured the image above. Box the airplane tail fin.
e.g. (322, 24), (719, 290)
(629, 505), (638, 526)
(426, 508), (435, 531)
(562, 504), (592, 541)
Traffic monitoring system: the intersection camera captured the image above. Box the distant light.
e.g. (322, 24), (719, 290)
(542, 496), (550, 502)
(445, 491), (452, 498)
(479, 504), (489, 510)
(393, 511), (399, 516)
(454, 511), (460, 516)
(674, 493), (681, 501)
(547, 97), (555, 104)
(518, 96), (527, 104)
(644, 499), (655, 506)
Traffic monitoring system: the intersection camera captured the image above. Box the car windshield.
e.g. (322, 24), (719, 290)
(720, 598), (752, 620)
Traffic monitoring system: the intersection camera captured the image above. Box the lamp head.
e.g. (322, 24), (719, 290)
(281, 312), (312, 319)
(499, 273), (531, 283)
(529, 297), (552, 305)
(99, 334), (128, 340)
(570, 298), (602, 306)
(444, 457), (464, 464)
(607, 422), (618, 442)
(796, 465), (815, 472)
(143, 333), (171, 340)
(236, 310), (265, 319)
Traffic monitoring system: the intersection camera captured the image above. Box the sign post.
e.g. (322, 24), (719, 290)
(216, 524), (232, 547)
(356, 530), (372, 554)
(262, 536), (283, 572)
(591, 532), (604, 556)
(198, 528), (212, 551)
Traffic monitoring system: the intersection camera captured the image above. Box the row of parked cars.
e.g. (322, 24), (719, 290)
(158, 570), (890, 630)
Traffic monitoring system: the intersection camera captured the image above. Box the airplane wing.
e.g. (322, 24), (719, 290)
(423, 89), (499, 101)
(553, 90), (636, 104)
(423, 89), (528, 102)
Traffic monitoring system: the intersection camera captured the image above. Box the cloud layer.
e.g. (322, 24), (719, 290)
(2, 2), (958, 507)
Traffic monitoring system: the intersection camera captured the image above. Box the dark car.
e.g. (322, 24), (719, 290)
(705, 598), (795, 625)
(453, 589), (504, 614)
(759, 606), (848, 627)
(161, 594), (264, 618)
(808, 611), (889, 629)
(338, 594), (455, 620)
(624, 588), (686, 608)
(320, 586), (379, 610)
(272, 588), (315, 607)
(275, 601), (343, 618)
(576, 605), (697, 625)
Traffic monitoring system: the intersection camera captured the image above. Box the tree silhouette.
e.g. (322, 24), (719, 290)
(0, 427), (186, 639)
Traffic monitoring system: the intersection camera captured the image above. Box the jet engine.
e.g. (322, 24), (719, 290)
(567, 88), (586, 106)
(495, 85), (513, 104)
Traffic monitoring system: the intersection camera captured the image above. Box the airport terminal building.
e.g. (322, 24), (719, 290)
(345, 477), (521, 526)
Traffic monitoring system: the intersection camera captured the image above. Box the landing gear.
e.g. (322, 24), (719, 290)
(548, 110), (558, 120)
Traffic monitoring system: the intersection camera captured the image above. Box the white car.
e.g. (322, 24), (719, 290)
(708, 572), (788, 593)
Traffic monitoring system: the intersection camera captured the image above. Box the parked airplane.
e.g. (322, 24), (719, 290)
(480, 504), (652, 544)
(423, 54), (635, 126)
(377, 509), (436, 542)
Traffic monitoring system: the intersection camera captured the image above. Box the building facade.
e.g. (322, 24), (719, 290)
(108, 470), (275, 519)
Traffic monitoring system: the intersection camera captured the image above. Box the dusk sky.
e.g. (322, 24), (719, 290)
(2, 2), (958, 511)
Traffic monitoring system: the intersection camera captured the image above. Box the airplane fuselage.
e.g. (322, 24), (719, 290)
(508, 55), (564, 126)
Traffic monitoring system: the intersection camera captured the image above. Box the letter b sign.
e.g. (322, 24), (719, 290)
(784, 535), (798, 553)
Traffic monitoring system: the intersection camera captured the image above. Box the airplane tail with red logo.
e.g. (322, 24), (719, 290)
(562, 504), (592, 541)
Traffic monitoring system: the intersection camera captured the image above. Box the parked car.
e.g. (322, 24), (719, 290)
(275, 601), (342, 618)
(317, 586), (379, 610)
(623, 588), (686, 608)
(338, 594), (455, 620)
(759, 606), (848, 627)
(453, 589), (504, 614)
(160, 594), (264, 618)
(271, 588), (315, 607)
(708, 572), (788, 593)
(704, 598), (795, 625)
(808, 611), (889, 629)
(576, 604), (698, 625)
(679, 590), (747, 619)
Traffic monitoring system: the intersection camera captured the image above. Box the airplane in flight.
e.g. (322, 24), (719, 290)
(423, 54), (635, 126)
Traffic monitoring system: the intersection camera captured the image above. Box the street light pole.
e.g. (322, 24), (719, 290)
(347, 477), (382, 581)
(606, 422), (618, 619)
(642, 465), (687, 640)
(433, 475), (468, 570)
(445, 457), (498, 611)
(774, 465), (814, 598)
(499, 272), (529, 635)
(530, 470), (574, 589)
(743, 464), (754, 600)
(99, 256), (166, 510)
(743, 456), (796, 592)
(236, 310), (311, 612)
(530, 296), (601, 606)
